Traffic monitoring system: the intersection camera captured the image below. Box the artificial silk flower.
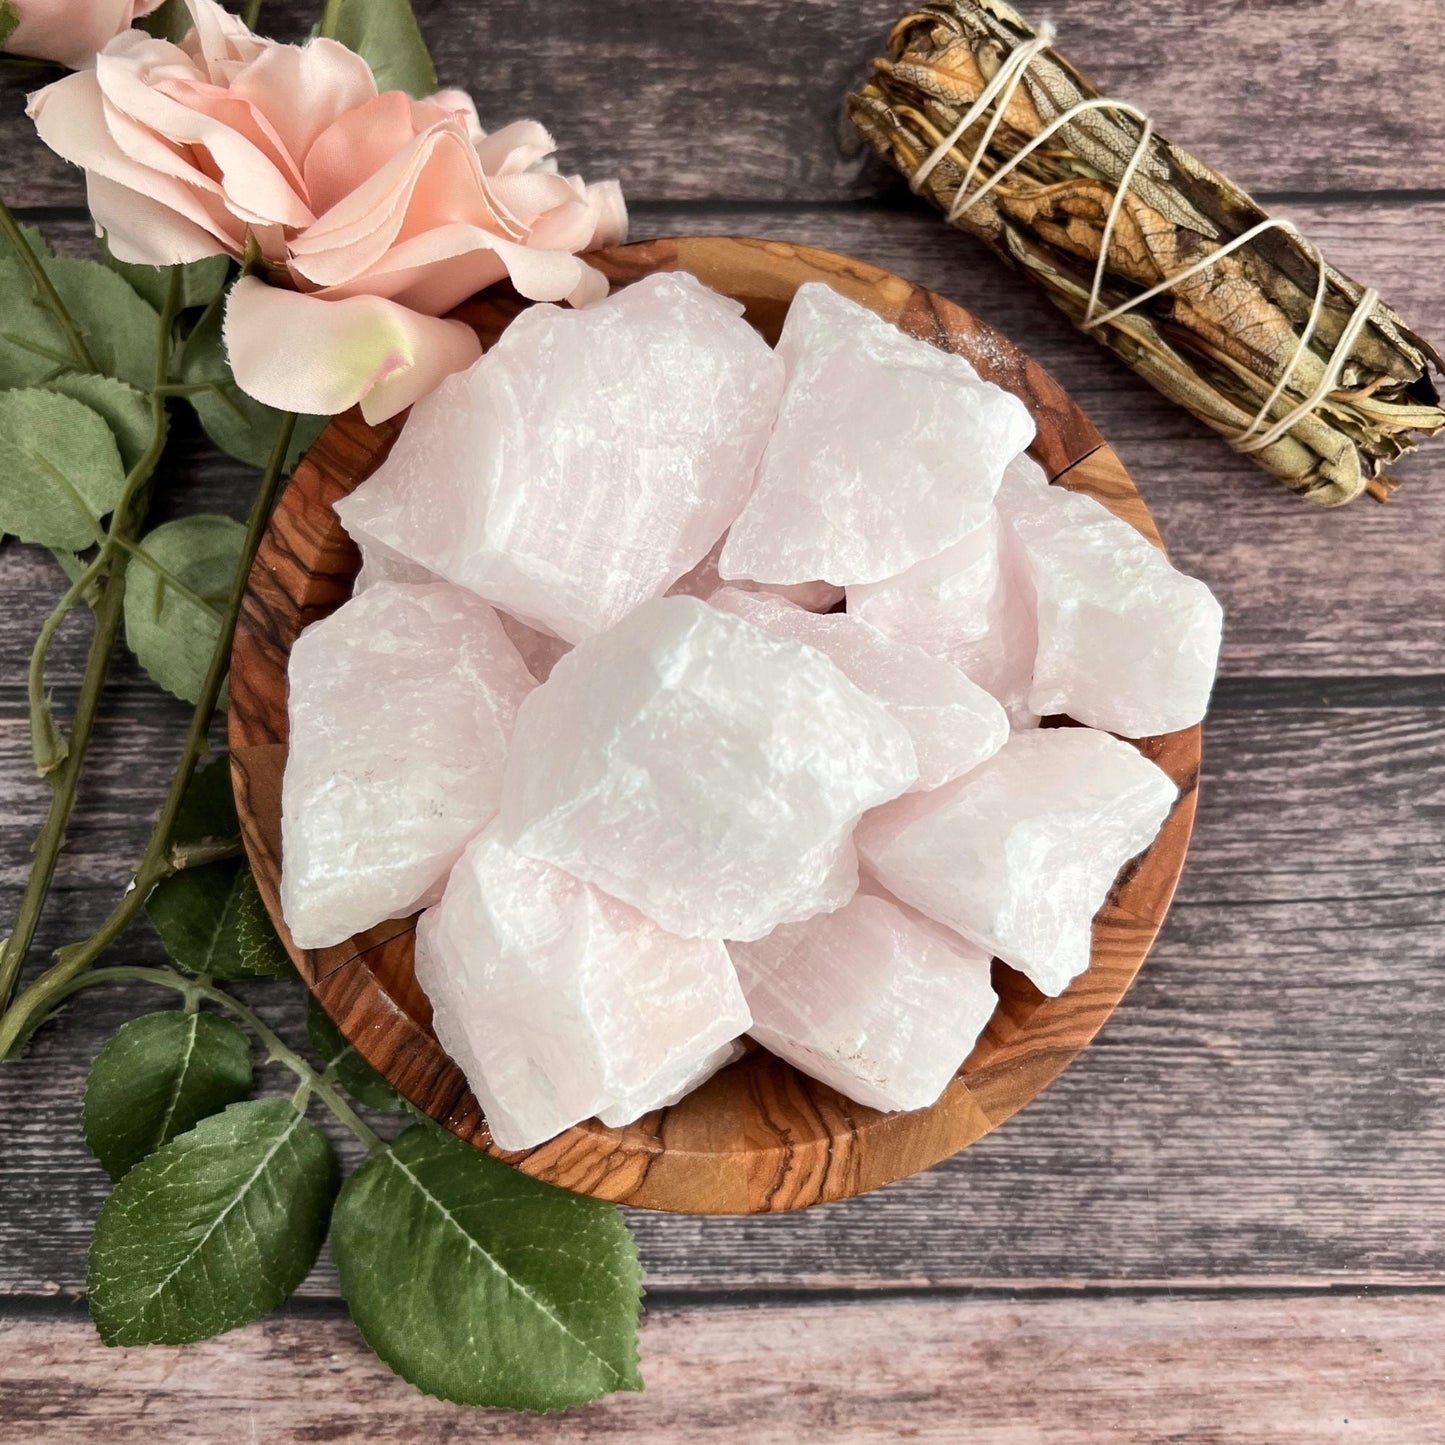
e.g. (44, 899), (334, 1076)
(26, 0), (626, 422)
(0, 0), (162, 71)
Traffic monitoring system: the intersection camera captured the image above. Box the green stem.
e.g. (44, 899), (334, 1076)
(242, 0), (263, 27)
(112, 536), (221, 617)
(0, 413), (298, 1054)
(0, 195), (96, 373)
(0, 275), (181, 1014)
(317, 0), (344, 39)
(27, 965), (383, 1152)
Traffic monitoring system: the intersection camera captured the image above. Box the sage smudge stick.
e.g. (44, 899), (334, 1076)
(848, 0), (1444, 504)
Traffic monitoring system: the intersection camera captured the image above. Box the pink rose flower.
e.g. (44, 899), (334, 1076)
(27, 0), (626, 421)
(2, 0), (163, 71)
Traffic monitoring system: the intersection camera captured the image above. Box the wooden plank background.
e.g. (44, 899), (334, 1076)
(1, 0), (1442, 1439)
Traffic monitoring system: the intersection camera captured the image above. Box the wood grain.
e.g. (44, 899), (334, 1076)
(5, 701), (1439, 1290)
(227, 236), (1200, 1212)
(4, 0), (1444, 206)
(4, 1293), (1443, 1444)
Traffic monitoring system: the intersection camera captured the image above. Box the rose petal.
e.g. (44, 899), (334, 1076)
(3, 0), (156, 71)
(224, 276), (482, 423)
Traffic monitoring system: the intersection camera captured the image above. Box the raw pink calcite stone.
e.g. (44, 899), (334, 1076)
(729, 888), (996, 1112)
(858, 727), (1177, 997)
(597, 1039), (746, 1128)
(500, 595), (918, 940)
(668, 533), (844, 612)
(710, 587), (1007, 790)
(497, 611), (572, 684)
(718, 282), (1035, 586)
(848, 454), (1046, 728)
(281, 582), (534, 950)
(1005, 475), (1224, 736)
(349, 531), (436, 594)
(415, 826), (750, 1151)
(335, 272), (785, 643)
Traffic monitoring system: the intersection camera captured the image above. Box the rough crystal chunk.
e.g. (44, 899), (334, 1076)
(349, 530), (436, 594)
(281, 583), (534, 950)
(336, 271), (785, 642)
(719, 282), (1034, 586)
(858, 728), (1177, 997)
(597, 1040), (746, 1128)
(501, 595), (918, 940)
(848, 455), (1046, 727)
(668, 532), (843, 612)
(730, 889), (996, 1112)
(1005, 476), (1224, 735)
(416, 826), (750, 1151)
(710, 587), (1007, 789)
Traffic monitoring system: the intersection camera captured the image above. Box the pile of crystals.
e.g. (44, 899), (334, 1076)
(281, 274), (1223, 1150)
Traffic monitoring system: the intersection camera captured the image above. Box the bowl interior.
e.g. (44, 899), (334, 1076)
(229, 236), (1201, 1214)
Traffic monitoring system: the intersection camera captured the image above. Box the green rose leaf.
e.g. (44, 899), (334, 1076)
(123, 513), (241, 704)
(328, 0), (438, 98)
(0, 388), (126, 550)
(46, 374), (153, 472)
(331, 1124), (644, 1410)
(101, 238), (230, 314)
(172, 754), (240, 853)
(83, 1011), (254, 1183)
(0, 3), (21, 51)
(305, 997), (407, 1112)
(177, 295), (326, 468)
(88, 1098), (338, 1346)
(42, 254), (160, 392)
(147, 859), (292, 981)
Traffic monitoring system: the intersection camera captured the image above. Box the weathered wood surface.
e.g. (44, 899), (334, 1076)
(4, 705), (1441, 1290)
(10, 202), (1445, 680)
(1, 0), (1443, 1430)
(4, 1293), (1443, 1444)
(3, 0), (1444, 204)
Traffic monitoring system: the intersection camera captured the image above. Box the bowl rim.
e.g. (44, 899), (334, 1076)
(228, 235), (1201, 1214)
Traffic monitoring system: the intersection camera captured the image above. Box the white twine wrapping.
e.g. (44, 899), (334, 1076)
(908, 24), (1379, 454)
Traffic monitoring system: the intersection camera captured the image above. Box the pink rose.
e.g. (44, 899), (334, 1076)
(1, 0), (162, 71)
(27, 0), (626, 421)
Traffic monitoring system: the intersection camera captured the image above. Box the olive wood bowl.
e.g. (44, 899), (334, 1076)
(229, 235), (1201, 1214)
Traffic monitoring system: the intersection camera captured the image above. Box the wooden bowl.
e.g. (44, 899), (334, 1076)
(229, 236), (1201, 1215)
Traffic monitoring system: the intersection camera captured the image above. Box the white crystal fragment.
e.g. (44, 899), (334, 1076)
(415, 826), (750, 1151)
(719, 282), (1035, 586)
(501, 595), (918, 940)
(336, 271), (785, 642)
(281, 582), (534, 950)
(849, 454), (1047, 728)
(730, 889), (996, 1112)
(858, 727), (1177, 997)
(710, 587), (1007, 790)
(1005, 475), (1224, 735)
(668, 532), (844, 612)
(597, 1039), (747, 1127)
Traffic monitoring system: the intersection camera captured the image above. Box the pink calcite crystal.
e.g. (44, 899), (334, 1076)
(858, 727), (1178, 997)
(335, 272), (784, 642)
(710, 587), (1007, 790)
(415, 826), (750, 1150)
(500, 595), (918, 940)
(848, 455), (1047, 728)
(718, 282), (1035, 586)
(730, 889), (996, 1112)
(281, 583), (534, 950)
(496, 611), (572, 684)
(1005, 476), (1224, 735)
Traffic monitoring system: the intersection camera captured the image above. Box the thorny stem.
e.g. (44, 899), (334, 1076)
(29, 965), (384, 1153)
(0, 194), (97, 373)
(0, 271), (182, 1014)
(0, 411), (298, 1052)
